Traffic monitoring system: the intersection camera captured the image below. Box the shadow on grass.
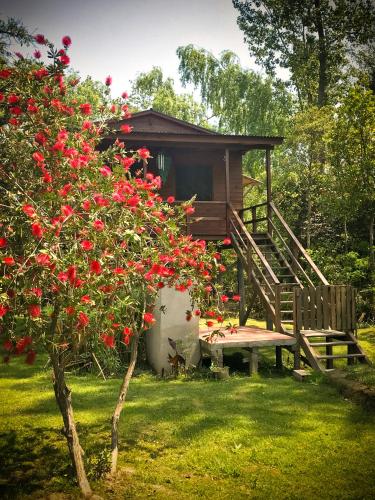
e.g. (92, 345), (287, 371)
(1, 353), (375, 498)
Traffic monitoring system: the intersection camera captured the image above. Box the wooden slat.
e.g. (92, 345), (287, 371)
(309, 286), (316, 330)
(303, 288), (310, 330)
(341, 286), (347, 331)
(316, 285), (323, 330)
(269, 202), (329, 285)
(322, 285), (329, 329)
(330, 286), (337, 330)
(351, 288), (356, 330)
(294, 287), (302, 332)
(336, 286), (342, 331)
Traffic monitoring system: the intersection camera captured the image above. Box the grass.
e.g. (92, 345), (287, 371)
(1, 327), (375, 500)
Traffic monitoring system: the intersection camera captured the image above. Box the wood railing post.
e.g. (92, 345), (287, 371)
(252, 206), (257, 234)
(274, 284), (281, 332)
(237, 257), (246, 326)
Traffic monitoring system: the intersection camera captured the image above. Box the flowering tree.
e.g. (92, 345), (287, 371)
(0, 36), (228, 496)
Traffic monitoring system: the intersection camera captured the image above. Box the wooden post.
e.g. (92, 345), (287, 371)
(142, 159), (147, 179)
(248, 348), (258, 375)
(266, 312), (273, 331)
(276, 346), (283, 370)
(326, 337), (334, 369)
(225, 148), (230, 235)
(266, 148), (272, 236)
(237, 257), (246, 326)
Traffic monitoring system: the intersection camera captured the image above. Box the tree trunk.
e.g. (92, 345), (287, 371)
(314, 0), (327, 107)
(370, 212), (374, 271)
(110, 333), (140, 475)
(51, 354), (92, 498)
(306, 194), (312, 249)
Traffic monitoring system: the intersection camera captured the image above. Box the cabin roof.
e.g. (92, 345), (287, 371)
(107, 109), (284, 150)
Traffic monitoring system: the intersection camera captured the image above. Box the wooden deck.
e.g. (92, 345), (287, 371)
(199, 325), (297, 375)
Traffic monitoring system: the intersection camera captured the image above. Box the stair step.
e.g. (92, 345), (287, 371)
(303, 330), (347, 338)
(280, 301), (293, 304)
(310, 341), (356, 347)
(317, 354), (365, 360)
(280, 310), (294, 314)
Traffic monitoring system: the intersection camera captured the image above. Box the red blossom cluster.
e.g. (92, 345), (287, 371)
(0, 34), (239, 364)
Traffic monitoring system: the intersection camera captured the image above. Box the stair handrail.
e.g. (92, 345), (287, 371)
(228, 203), (280, 285)
(269, 202), (329, 285)
(267, 219), (314, 288)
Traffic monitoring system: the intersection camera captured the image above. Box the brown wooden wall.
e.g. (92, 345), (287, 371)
(157, 148), (243, 239)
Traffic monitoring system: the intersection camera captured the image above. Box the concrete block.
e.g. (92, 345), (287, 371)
(145, 287), (200, 375)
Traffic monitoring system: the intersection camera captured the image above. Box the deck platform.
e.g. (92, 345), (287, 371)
(199, 325), (297, 375)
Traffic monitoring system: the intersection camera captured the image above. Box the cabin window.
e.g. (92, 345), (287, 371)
(175, 165), (213, 201)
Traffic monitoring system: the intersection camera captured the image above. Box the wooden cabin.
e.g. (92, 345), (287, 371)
(102, 110), (369, 374)
(102, 109), (282, 240)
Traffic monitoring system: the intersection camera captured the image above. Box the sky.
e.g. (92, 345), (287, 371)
(0, 0), (266, 97)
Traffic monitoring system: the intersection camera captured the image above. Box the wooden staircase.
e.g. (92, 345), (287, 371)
(228, 201), (370, 373)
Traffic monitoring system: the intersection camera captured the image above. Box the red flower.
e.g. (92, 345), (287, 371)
(31, 222), (44, 239)
(62, 36), (72, 47)
(61, 205), (74, 217)
(0, 304), (9, 317)
(93, 219), (104, 231)
(81, 295), (91, 304)
(32, 151), (45, 163)
(8, 94), (20, 104)
(80, 240), (93, 251)
(3, 256), (15, 266)
(101, 334), (115, 348)
(34, 34), (46, 44)
(78, 312), (89, 327)
(120, 124), (133, 134)
(143, 312), (155, 325)
(65, 306), (75, 315)
(30, 287), (42, 297)
(232, 295), (241, 302)
(10, 106), (22, 116)
(99, 165), (112, 177)
(0, 237), (7, 248)
(137, 148), (150, 160)
(194, 309), (201, 316)
(184, 206), (195, 215)
(90, 260), (102, 275)
(223, 238), (231, 245)
(64, 266), (77, 286)
(206, 321), (214, 327)
(33, 50), (41, 59)
(105, 75), (112, 86)
(28, 304), (41, 318)
(0, 69), (12, 79)
(25, 350), (36, 365)
(79, 103), (92, 115)
(22, 204), (36, 218)
(60, 54), (70, 65)
(122, 91), (128, 99)
(221, 295), (229, 303)
(3, 340), (13, 351)
(35, 253), (51, 266)
(16, 336), (32, 354)
(167, 196), (175, 204)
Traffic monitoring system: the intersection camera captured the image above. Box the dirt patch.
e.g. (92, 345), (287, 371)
(327, 370), (375, 410)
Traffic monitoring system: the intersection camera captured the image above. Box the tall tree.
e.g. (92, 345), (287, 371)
(128, 66), (209, 126)
(232, 0), (375, 108)
(177, 45), (293, 135)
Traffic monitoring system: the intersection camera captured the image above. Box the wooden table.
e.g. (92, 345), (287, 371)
(199, 325), (297, 375)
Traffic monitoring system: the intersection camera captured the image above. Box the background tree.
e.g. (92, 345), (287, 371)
(232, 0), (375, 108)
(128, 66), (209, 126)
(0, 17), (34, 61)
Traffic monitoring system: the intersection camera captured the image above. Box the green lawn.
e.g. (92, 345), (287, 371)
(1, 334), (375, 499)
